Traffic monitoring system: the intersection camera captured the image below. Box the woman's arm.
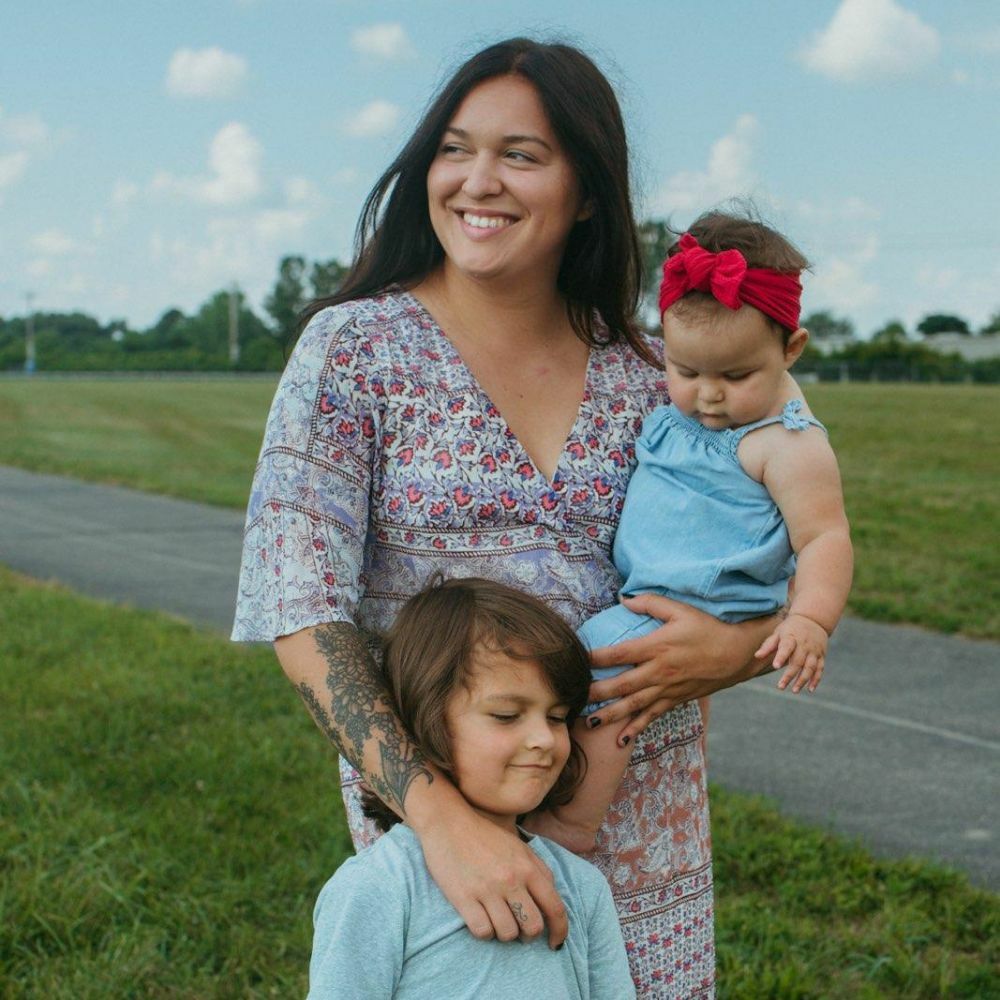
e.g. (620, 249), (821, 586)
(276, 622), (569, 948)
(585, 599), (778, 745)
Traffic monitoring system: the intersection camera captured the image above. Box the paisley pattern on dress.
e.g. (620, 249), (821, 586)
(234, 289), (715, 998)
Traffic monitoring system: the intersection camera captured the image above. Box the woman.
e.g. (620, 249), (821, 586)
(233, 38), (775, 997)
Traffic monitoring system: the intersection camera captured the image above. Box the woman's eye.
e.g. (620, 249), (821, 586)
(439, 142), (467, 156)
(505, 149), (535, 163)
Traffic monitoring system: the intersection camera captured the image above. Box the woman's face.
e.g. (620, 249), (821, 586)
(426, 75), (589, 290)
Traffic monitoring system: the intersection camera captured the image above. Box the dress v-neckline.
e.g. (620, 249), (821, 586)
(400, 288), (593, 490)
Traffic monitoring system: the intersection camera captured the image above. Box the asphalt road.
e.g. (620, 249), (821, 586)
(1, 463), (997, 890)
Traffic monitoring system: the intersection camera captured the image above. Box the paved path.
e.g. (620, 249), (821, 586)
(1, 463), (997, 890)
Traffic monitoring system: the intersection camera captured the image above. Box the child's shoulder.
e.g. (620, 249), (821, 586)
(320, 825), (421, 897)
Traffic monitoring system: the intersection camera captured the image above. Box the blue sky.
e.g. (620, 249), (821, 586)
(3, 1), (999, 337)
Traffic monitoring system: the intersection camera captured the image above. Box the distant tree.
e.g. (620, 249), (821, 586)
(979, 310), (1000, 336)
(638, 219), (673, 329)
(916, 313), (970, 336)
(801, 310), (854, 341)
(310, 258), (348, 300)
(147, 307), (187, 346)
(265, 255), (309, 351)
(871, 320), (908, 345)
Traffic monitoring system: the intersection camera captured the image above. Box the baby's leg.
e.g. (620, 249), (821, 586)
(528, 604), (658, 853)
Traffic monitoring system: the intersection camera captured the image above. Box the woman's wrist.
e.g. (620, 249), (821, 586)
(403, 767), (473, 836)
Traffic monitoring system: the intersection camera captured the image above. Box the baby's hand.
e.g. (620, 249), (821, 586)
(755, 614), (829, 693)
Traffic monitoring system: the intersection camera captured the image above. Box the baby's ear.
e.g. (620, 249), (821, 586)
(784, 327), (809, 367)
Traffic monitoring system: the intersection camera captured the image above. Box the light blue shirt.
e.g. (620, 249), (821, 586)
(308, 824), (635, 999)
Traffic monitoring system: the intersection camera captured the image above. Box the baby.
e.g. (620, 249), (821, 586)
(538, 209), (853, 852)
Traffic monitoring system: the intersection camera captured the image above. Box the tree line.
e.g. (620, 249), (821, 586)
(2, 230), (998, 381)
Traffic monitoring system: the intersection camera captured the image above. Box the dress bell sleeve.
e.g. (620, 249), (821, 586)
(232, 305), (381, 641)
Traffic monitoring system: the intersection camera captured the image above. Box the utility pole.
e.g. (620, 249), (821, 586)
(24, 292), (36, 373)
(228, 283), (240, 365)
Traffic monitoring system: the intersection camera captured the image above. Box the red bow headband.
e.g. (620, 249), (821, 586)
(659, 233), (803, 331)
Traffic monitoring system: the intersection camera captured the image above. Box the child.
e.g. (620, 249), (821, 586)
(535, 210), (853, 853)
(307, 577), (636, 999)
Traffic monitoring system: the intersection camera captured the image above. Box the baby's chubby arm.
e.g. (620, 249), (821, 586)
(741, 421), (853, 692)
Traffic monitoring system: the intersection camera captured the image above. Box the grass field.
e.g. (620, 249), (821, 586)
(2, 568), (996, 999)
(0, 377), (997, 638)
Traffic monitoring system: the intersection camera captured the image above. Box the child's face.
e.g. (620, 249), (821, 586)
(444, 645), (572, 832)
(662, 304), (806, 429)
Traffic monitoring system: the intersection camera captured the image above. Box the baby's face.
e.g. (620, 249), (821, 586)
(662, 304), (799, 430)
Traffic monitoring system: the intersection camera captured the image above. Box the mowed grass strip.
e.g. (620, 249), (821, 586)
(0, 378), (997, 636)
(0, 377), (278, 508)
(2, 571), (997, 999)
(807, 384), (998, 638)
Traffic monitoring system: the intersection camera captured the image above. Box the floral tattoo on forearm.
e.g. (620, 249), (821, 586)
(295, 622), (433, 815)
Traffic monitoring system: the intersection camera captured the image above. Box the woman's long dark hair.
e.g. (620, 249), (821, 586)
(304, 37), (654, 364)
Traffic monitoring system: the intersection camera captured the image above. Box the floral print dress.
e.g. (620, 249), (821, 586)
(233, 289), (716, 998)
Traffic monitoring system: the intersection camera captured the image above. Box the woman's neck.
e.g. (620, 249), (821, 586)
(411, 264), (574, 355)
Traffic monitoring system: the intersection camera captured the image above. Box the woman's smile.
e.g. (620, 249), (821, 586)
(426, 74), (588, 288)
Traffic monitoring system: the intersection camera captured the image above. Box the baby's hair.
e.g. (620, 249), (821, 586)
(667, 203), (811, 341)
(362, 576), (591, 832)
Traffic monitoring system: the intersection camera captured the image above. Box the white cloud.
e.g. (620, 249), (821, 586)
(654, 114), (759, 215)
(284, 176), (325, 207)
(351, 23), (414, 61)
(805, 235), (880, 312)
(345, 100), (401, 138)
(0, 111), (50, 147)
(799, 0), (939, 82)
(165, 47), (248, 99)
(149, 206), (312, 310)
(151, 122), (263, 205)
(26, 258), (52, 279)
(111, 179), (139, 206)
(31, 229), (77, 255)
(0, 150), (29, 189)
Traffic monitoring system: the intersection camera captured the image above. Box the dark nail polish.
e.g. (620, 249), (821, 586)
(556, 942), (565, 951)
(620, 735), (631, 746)
(587, 715), (602, 728)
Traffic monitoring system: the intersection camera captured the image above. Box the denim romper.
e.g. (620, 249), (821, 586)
(579, 399), (826, 700)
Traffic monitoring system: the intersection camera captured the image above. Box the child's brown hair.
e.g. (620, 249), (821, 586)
(362, 576), (591, 832)
(667, 204), (810, 340)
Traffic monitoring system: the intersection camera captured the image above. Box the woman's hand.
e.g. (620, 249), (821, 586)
(416, 799), (568, 949)
(585, 593), (775, 745)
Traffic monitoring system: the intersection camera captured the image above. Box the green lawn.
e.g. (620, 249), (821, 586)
(1, 569), (996, 999)
(1, 378), (997, 638)
(0, 377), (278, 509)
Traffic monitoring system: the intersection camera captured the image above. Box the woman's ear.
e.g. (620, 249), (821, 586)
(784, 327), (809, 367)
(576, 198), (595, 222)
